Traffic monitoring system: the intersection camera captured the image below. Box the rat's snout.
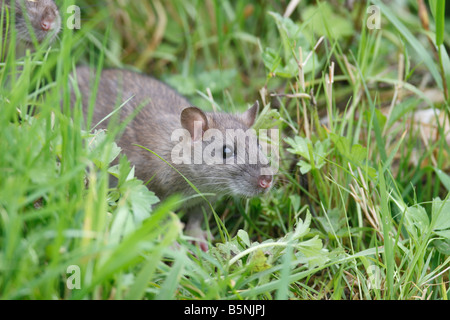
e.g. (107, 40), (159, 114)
(41, 18), (53, 31)
(40, 7), (58, 32)
(258, 175), (273, 189)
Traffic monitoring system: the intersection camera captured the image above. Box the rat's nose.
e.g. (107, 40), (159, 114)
(258, 175), (273, 189)
(41, 19), (53, 31)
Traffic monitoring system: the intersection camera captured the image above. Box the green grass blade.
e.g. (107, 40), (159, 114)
(156, 254), (185, 300)
(435, 0), (445, 46)
(378, 163), (395, 299)
(434, 168), (450, 192)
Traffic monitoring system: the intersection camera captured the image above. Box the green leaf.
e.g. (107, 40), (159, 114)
(301, 3), (354, 39)
(262, 47), (282, 73)
(109, 156), (160, 242)
(285, 136), (331, 173)
(249, 249), (271, 273)
(262, 47), (318, 78)
(431, 197), (450, 233)
(237, 229), (251, 248)
(434, 168), (450, 192)
(291, 212), (312, 240)
(347, 143), (367, 165)
(289, 194), (301, 212)
(87, 129), (121, 169)
(405, 205), (430, 237)
(268, 11), (308, 63)
(252, 103), (282, 131)
(328, 131), (377, 178)
(298, 160), (312, 174)
(268, 11), (305, 47)
(212, 242), (243, 268)
(329, 132), (368, 166)
(110, 154), (135, 186)
(435, 230), (450, 239)
(285, 136), (310, 159)
(296, 236), (329, 268)
(263, 13), (319, 79)
(126, 180), (160, 224)
(262, 48), (297, 78)
(434, 239), (450, 254)
(316, 208), (346, 237)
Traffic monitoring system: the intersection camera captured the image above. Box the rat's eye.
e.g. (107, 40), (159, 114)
(222, 145), (234, 159)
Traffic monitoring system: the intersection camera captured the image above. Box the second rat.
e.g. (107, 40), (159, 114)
(1, 0), (61, 54)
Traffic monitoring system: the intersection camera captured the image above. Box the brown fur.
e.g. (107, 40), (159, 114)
(72, 66), (272, 250)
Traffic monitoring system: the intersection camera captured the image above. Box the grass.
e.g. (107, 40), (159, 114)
(0, 0), (449, 300)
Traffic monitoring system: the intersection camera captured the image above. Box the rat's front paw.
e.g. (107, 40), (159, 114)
(184, 227), (212, 252)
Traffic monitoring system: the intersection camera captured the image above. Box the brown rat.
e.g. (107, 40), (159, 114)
(72, 66), (274, 251)
(2, 0), (61, 48)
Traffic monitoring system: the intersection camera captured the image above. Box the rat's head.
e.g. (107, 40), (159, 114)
(173, 102), (275, 198)
(6, 0), (61, 44)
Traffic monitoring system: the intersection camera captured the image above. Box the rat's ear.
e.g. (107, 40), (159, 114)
(241, 101), (259, 128)
(181, 107), (209, 141)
